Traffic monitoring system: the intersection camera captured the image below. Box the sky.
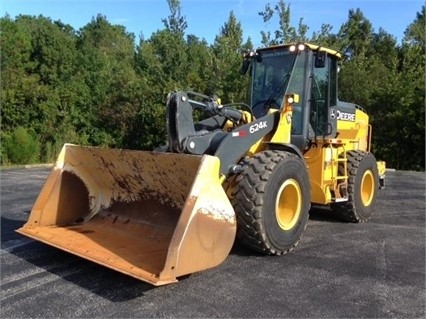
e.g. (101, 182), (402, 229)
(1, 0), (423, 47)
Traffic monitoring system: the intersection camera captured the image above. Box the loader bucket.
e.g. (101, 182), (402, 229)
(16, 144), (236, 285)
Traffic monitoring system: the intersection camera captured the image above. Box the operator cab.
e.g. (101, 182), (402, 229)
(244, 43), (341, 150)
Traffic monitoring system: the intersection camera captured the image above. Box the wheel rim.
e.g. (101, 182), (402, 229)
(275, 179), (302, 230)
(361, 170), (375, 206)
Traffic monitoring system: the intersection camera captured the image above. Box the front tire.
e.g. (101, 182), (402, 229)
(231, 150), (310, 255)
(331, 151), (379, 222)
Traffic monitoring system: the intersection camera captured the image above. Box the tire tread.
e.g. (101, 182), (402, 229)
(231, 150), (308, 255)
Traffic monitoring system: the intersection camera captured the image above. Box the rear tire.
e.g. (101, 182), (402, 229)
(231, 150), (310, 255)
(331, 151), (379, 222)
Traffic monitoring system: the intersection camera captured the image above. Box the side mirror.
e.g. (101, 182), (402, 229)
(315, 51), (327, 68)
(240, 59), (250, 75)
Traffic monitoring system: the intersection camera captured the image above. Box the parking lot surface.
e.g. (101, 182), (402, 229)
(1, 167), (425, 318)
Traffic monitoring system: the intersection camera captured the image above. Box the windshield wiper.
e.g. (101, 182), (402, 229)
(263, 73), (291, 108)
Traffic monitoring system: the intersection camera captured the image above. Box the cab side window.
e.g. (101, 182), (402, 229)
(311, 53), (338, 136)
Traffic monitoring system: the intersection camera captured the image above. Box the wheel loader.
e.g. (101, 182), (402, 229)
(17, 43), (386, 286)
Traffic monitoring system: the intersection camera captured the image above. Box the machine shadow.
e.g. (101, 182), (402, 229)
(1, 215), (27, 243)
(2, 205), (347, 296)
(308, 205), (346, 223)
(229, 206), (346, 257)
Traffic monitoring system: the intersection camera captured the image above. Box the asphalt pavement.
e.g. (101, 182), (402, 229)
(1, 167), (425, 318)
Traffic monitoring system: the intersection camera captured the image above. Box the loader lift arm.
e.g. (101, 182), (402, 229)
(166, 91), (281, 176)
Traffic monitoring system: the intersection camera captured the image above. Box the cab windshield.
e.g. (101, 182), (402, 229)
(250, 48), (306, 131)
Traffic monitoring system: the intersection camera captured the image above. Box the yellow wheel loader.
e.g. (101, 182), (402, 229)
(17, 43), (386, 286)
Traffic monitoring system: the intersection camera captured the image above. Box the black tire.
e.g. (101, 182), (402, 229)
(331, 151), (379, 223)
(231, 150), (310, 255)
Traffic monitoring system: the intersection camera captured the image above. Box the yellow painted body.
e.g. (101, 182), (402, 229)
(304, 140), (349, 204)
(246, 96), (296, 156)
(242, 96), (384, 205)
(377, 160), (386, 177)
(270, 109), (293, 144)
(304, 108), (385, 204)
(335, 108), (371, 152)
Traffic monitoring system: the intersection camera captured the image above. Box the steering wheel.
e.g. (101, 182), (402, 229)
(252, 98), (281, 118)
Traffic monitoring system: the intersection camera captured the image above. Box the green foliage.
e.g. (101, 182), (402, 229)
(211, 11), (251, 103)
(75, 14), (139, 147)
(162, 0), (187, 35)
(335, 6), (425, 170)
(338, 8), (373, 57)
(0, 3), (424, 170)
(2, 127), (40, 165)
(258, 0), (308, 46)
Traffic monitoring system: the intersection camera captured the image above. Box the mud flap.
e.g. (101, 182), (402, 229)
(16, 144), (236, 285)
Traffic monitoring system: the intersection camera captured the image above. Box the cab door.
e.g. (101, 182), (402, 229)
(310, 51), (339, 138)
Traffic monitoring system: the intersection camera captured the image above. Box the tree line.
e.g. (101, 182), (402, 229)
(1, 0), (424, 170)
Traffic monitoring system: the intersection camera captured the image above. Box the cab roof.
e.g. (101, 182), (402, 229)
(258, 42), (342, 60)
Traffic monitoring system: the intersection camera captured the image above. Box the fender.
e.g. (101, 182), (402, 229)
(266, 142), (304, 159)
(214, 112), (280, 176)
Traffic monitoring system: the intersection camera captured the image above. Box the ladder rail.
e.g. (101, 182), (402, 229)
(328, 142), (348, 202)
